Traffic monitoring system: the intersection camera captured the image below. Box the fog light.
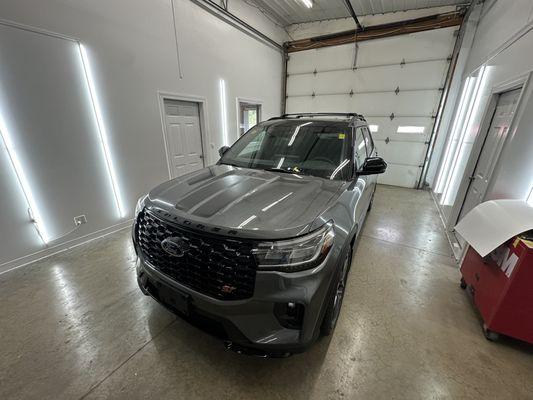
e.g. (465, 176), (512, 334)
(274, 302), (305, 329)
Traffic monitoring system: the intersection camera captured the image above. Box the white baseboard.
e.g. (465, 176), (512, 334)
(0, 219), (133, 276)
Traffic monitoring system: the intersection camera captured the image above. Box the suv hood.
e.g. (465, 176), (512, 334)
(145, 165), (345, 240)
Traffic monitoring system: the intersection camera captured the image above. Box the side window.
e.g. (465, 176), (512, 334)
(362, 126), (374, 156)
(354, 128), (367, 169)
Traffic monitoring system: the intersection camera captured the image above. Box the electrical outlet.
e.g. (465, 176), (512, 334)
(74, 215), (87, 226)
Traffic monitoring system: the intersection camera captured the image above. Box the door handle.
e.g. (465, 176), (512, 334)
(468, 175), (475, 181)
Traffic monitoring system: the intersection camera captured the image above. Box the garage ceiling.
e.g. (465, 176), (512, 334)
(249, 0), (468, 25)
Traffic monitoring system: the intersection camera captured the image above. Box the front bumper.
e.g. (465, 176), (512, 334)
(135, 244), (341, 355)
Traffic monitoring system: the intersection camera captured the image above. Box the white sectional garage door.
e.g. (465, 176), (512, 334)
(286, 27), (457, 188)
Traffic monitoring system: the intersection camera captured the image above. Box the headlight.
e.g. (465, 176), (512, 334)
(134, 194), (148, 218)
(252, 222), (335, 272)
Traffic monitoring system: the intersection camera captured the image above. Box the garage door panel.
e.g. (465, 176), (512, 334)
(353, 60), (448, 91)
(367, 116), (433, 141)
(374, 140), (427, 165)
(377, 164), (420, 187)
(355, 27), (456, 66)
(310, 45), (356, 71)
(286, 96), (314, 113)
(287, 45), (354, 74)
(287, 50), (318, 75)
(308, 91), (440, 116)
(287, 60), (448, 96)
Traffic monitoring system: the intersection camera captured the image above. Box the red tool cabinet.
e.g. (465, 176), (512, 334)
(460, 233), (533, 343)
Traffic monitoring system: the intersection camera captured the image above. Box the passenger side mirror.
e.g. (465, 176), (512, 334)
(218, 146), (230, 157)
(359, 157), (387, 175)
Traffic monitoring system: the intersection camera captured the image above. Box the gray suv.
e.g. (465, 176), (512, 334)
(132, 113), (386, 356)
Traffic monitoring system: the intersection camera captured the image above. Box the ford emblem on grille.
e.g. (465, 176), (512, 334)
(161, 237), (189, 257)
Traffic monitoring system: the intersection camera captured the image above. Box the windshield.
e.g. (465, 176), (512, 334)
(220, 120), (353, 180)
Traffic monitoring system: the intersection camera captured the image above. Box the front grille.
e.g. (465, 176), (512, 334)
(135, 209), (257, 300)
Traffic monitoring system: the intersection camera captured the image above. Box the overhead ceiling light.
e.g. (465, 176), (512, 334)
(300, 0), (313, 8)
(368, 124), (379, 133)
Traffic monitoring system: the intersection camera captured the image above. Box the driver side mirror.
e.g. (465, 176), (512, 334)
(218, 146), (230, 157)
(359, 157), (387, 175)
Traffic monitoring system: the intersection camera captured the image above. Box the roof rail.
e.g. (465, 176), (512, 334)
(268, 112), (366, 126)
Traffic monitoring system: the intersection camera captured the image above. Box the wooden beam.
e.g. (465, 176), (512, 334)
(285, 11), (465, 53)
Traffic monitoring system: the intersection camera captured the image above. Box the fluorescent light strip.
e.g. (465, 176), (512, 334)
(437, 78), (475, 197)
(79, 43), (124, 218)
(0, 113), (49, 243)
(441, 69), (485, 203)
(434, 77), (474, 194)
(300, 0), (313, 8)
(219, 79), (229, 146)
(397, 126), (425, 134)
(368, 124), (379, 133)
(435, 77), (473, 192)
(442, 66), (488, 206)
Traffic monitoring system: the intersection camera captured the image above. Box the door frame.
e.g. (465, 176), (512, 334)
(157, 91), (210, 179)
(447, 71), (533, 234)
(235, 97), (262, 137)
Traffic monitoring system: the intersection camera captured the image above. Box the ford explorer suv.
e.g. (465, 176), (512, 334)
(132, 112), (387, 356)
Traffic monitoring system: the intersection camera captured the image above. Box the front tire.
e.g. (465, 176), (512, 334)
(321, 246), (352, 336)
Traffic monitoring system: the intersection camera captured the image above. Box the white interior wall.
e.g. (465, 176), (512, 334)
(0, 0), (284, 271)
(428, 0), (533, 220)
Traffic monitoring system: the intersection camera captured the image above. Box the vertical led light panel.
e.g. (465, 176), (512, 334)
(0, 113), (49, 243)
(219, 79), (229, 146)
(78, 43), (124, 218)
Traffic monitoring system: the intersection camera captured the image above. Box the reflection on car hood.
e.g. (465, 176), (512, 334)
(146, 165), (345, 239)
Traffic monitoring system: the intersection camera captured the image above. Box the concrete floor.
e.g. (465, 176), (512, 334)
(2, 185), (533, 400)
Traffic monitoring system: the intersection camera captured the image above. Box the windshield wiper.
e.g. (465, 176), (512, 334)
(264, 167), (298, 175)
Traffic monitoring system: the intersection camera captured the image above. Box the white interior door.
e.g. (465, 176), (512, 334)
(286, 27), (457, 187)
(164, 99), (204, 178)
(458, 88), (522, 220)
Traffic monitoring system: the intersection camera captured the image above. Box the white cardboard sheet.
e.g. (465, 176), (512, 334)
(454, 199), (533, 257)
